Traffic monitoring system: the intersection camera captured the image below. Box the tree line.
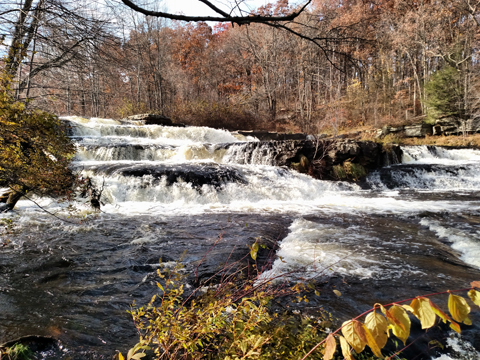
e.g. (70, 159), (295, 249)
(2, 0), (479, 133)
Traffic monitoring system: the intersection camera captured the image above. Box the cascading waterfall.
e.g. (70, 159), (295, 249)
(2, 117), (480, 359)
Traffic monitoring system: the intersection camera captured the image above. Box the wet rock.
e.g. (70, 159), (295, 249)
(327, 140), (361, 163)
(236, 130), (306, 141)
(81, 163), (247, 190)
(126, 114), (186, 127)
(225, 139), (387, 181)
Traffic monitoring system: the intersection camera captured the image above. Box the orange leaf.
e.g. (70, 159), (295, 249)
(323, 333), (336, 360)
(471, 281), (480, 289)
(449, 320), (461, 334)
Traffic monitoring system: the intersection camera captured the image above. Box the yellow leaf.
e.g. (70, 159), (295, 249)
(468, 289), (480, 307)
(365, 311), (389, 349)
(342, 320), (367, 354)
(375, 303), (388, 316)
(362, 323), (384, 359)
(333, 289), (342, 297)
(386, 305), (411, 344)
(118, 353), (125, 360)
(429, 300), (451, 324)
(323, 333), (336, 360)
(449, 320), (461, 334)
(410, 297), (436, 329)
(448, 293), (471, 325)
(250, 242), (259, 261)
(131, 354), (146, 360)
(339, 335), (354, 360)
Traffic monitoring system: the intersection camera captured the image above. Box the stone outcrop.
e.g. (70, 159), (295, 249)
(404, 123), (433, 137)
(125, 114), (186, 127)
(222, 139), (401, 181)
(433, 117), (480, 135)
(376, 116), (480, 138)
(376, 123), (434, 138)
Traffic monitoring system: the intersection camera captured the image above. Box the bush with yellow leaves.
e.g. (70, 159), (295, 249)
(120, 259), (330, 360)
(303, 281), (480, 360)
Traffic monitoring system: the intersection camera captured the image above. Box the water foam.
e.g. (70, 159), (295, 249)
(420, 219), (480, 269)
(64, 116), (245, 145)
(256, 218), (425, 283)
(402, 146), (480, 164)
(430, 333), (480, 360)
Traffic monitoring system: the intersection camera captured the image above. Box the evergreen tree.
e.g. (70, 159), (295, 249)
(425, 65), (465, 121)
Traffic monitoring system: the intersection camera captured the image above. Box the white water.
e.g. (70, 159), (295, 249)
(4, 117), (480, 358)
(11, 118), (480, 277)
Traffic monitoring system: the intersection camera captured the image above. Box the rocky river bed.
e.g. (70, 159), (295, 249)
(1, 117), (480, 359)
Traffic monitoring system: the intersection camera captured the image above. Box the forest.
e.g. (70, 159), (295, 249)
(1, 0), (479, 133)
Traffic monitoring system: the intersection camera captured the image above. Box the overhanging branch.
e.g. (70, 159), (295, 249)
(120, 0), (312, 25)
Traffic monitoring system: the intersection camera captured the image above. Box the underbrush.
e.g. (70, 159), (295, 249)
(400, 134), (480, 148)
(168, 101), (262, 131)
(0, 343), (33, 360)
(121, 258), (330, 360)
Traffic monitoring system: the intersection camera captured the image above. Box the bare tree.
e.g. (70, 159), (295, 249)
(0, 0), (114, 101)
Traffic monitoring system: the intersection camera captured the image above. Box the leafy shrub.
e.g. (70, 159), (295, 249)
(122, 258), (329, 360)
(0, 343), (33, 360)
(0, 69), (76, 211)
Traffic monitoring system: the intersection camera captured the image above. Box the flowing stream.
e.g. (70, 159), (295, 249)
(1, 117), (480, 359)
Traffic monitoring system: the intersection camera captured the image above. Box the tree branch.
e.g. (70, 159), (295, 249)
(119, 0), (312, 25)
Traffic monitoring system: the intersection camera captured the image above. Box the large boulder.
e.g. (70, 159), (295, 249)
(404, 124), (433, 137)
(466, 117), (480, 133)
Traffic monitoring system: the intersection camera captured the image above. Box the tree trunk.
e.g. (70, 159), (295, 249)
(0, 189), (25, 212)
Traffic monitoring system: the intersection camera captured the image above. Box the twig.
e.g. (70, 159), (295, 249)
(13, 189), (79, 225)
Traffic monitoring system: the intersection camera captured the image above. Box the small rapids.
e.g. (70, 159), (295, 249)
(1, 118), (480, 359)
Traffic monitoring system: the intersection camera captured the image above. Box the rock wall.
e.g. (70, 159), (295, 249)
(376, 116), (480, 138)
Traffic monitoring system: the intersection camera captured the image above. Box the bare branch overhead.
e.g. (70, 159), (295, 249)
(119, 0), (312, 25)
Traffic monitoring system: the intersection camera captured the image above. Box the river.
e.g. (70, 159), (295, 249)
(1, 117), (480, 359)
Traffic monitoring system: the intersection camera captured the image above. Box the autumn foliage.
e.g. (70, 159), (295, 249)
(0, 70), (76, 210)
(5, 0), (477, 134)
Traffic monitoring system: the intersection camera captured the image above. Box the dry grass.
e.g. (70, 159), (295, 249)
(400, 134), (480, 148)
(337, 124), (480, 148)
